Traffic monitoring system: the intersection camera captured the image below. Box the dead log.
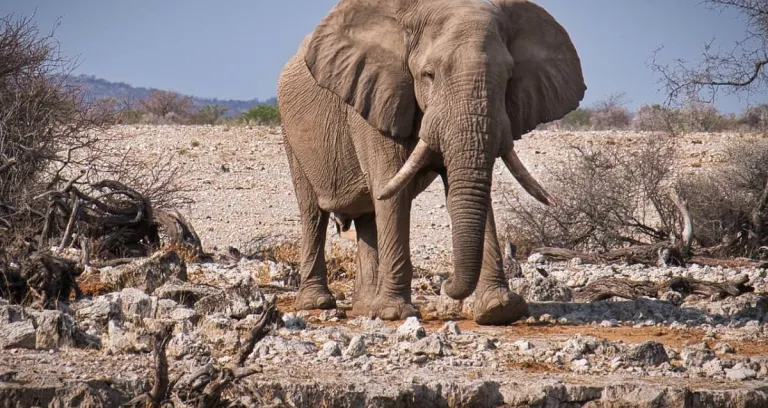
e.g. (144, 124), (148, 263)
(236, 296), (282, 367)
(572, 278), (657, 302)
(57, 193), (80, 252)
(529, 247), (604, 264)
(533, 244), (670, 266)
(126, 328), (172, 408)
(688, 256), (768, 269)
(671, 191), (694, 258)
(34, 179), (169, 260)
(573, 275), (753, 303)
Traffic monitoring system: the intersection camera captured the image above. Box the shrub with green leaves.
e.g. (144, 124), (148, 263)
(190, 104), (227, 125)
(241, 104), (280, 125)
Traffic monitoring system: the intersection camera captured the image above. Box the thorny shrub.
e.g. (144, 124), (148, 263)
(588, 93), (632, 131)
(739, 104), (768, 132)
(502, 133), (768, 259)
(676, 139), (768, 257)
(242, 236), (357, 285)
(502, 135), (681, 255)
(632, 104), (678, 132)
(0, 14), (189, 253)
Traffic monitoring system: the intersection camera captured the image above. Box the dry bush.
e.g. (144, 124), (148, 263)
(739, 104), (768, 132)
(502, 135), (680, 253)
(139, 89), (193, 123)
(83, 150), (191, 210)
(0, 14), (190, 260)
(244, 236), (357, 284)
(326, 243), (357, 283)
(677, 139), (768, 256)
(587, 92), (632, 131)
(677, 101), (733, 132)
(0, 14), (114, 250)
(632, 104), (679, 132)
(190, 104), (227, 125)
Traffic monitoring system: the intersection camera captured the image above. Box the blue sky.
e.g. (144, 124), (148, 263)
(2, 0), (763, 112)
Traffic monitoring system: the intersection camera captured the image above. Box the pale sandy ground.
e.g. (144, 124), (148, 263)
(111, 124), (757, 271)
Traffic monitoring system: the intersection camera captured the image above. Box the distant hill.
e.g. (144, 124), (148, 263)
(66, 74), (276, 118)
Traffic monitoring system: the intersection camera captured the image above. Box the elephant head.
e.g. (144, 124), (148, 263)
(304, 0), (586, 299)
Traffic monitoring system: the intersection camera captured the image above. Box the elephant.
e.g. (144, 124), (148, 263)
(276, 0), (586, 325)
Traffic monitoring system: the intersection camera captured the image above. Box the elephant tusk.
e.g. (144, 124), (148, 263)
(502, 147), (556, 206)
(377, 139), (432, 200)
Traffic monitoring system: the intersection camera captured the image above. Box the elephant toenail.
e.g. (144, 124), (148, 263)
(487, 298), (502, 309)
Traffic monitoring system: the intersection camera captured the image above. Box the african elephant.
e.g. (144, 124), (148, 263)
(277, 0), (586, 325)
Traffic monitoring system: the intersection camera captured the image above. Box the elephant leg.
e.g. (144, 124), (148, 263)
(351, 213), (379, 313)
(472, 206), (529, 325)
(285, 144), (336, 310)
(364, 199), (420, 320)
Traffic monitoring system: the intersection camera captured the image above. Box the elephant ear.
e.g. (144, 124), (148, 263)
(305, 0), (415, 138)
(492, 0), (587, 140)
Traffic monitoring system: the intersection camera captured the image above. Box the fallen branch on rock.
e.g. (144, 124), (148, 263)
(126, 299), (281, 408)
(0, 158), (17, 175)
(573, 274), (754, 303)
(2, 176), (204, 309)
(155, 209), (206, 262)
(126, 327), (172, 408)
(236, 296), (283, 367)
(531, 191), (696, 267)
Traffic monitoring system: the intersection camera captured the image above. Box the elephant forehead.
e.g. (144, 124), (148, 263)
(413, 4), (494, 32)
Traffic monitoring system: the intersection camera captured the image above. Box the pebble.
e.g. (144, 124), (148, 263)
(344, 335), (367, 359)
(396, 317), (426, 341)
(319, 341), (342, 358)
(725, 363), (757, 381)
(439, 321), (461, 335)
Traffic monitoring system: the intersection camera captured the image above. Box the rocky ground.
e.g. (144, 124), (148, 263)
(2, 125), (768, 407)
(2, 248), (768, 406)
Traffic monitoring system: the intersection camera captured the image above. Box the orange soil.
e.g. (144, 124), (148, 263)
(276, 293), (768, 357)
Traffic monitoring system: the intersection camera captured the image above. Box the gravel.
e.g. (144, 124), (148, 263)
(2, 126), (767, 407)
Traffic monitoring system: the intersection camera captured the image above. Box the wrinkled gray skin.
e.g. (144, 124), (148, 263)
(277, 0), (586, 324)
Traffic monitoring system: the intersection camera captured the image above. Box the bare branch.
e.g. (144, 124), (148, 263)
(650, 0), (768, 105)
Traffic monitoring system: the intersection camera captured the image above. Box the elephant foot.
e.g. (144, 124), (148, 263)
(295, 287), (336, 310)
(473, 286), (529, 325)
(353, 295), (420, 321)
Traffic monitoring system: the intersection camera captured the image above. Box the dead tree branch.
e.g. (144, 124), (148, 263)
(236, 296), (282, 367)
(126, 328), (172, 408)
(649, 0), (768, 104)
(573, 274), (754, 302)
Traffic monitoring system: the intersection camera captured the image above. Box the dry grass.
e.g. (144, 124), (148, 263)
(76, 270), (115, 297)
(161, 242), (201, 265)
(327, 242), (357, 283)
(246, 238), (358, 285)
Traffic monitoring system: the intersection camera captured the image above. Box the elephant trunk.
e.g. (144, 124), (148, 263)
(441, 114), (495, 300)
(442, 171), (491, 299)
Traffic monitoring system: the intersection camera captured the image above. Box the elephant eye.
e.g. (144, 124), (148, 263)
(421, 67), (435, 81)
